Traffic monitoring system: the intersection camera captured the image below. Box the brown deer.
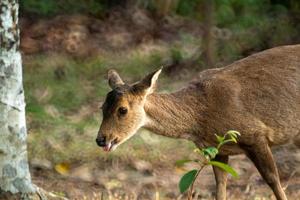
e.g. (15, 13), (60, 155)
(96, 45), (300, 200)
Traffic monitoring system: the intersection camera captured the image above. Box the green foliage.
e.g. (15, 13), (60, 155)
(179, 169), (198, 193)
(20, 0), (300, 62)
(176, 0), (200, 17)
(208, 161), (238, 178)
(20, 0), (58, 16)
(216, 0), (299, 62)
(174, 0), (300, 63)
(177, 130), (240, 197)
(202, 147), (219, 160)
(216, 130), (240, 149)
(20, 0), (104, 16)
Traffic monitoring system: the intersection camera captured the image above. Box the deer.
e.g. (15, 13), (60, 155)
(96, 44), (300, 200)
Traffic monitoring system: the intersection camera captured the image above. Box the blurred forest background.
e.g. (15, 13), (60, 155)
(20, 0), (300, 199)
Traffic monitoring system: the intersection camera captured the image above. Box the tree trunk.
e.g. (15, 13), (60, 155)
(202, 0), (215, 67)
(0, 0), (35, 198)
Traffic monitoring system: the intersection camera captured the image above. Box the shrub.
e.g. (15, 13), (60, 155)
(177, 130), (240, 199)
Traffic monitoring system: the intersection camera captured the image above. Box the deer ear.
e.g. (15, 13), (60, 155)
(107, 69), (124, 89)
(132, 68), (162, 95)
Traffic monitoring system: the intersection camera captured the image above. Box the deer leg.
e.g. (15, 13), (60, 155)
(241, 141), (287, 200)
(213, 155), (229, 200)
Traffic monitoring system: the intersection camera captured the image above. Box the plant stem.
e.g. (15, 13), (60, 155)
(187, 165), (205, 200)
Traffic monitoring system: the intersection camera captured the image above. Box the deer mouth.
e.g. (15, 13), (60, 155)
(103, 138), (118, 152)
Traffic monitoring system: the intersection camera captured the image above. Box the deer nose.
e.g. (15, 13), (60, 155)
(96, 136), (106, 147)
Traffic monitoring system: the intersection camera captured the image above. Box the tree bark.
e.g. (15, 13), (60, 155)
(0, 0), (35, 197)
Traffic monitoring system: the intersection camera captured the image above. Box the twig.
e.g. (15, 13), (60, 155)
(187, 165), (205, 200)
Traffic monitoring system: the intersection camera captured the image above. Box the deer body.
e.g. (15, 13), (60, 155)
(145, 45), (300, 154)
(97, 45), (300, 200)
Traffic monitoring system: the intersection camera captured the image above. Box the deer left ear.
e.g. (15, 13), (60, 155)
(107, 69), (124, 89)
(132, 68), (162, 96)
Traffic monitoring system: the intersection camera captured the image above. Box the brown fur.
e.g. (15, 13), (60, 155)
(146, 45), (300, 151)
(98, 45), (300, 200)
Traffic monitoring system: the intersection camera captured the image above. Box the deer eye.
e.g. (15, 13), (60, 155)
(118, 107), (128, 115)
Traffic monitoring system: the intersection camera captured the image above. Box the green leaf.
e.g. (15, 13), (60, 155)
(179, 170), (198, 193)
(230, 136), (237, 143)
(215, 134), (224, 143)
(208, 161), (239, 178)
(175, 159), (193, 167)
(202, 147), (219, 160)
(227, 130), (240, 138)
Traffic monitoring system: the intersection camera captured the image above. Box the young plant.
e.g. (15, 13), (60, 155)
(177, 130), (240, 200)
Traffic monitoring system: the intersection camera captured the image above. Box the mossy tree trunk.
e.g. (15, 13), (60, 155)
(0, 0), (35, 198)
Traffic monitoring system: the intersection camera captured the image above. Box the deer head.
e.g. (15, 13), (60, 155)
(96, 68), (162, 151)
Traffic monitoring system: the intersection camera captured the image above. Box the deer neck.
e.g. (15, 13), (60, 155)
(143, 90), (204, 139)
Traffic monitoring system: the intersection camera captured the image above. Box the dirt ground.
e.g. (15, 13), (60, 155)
(31, 145), (300, 200)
